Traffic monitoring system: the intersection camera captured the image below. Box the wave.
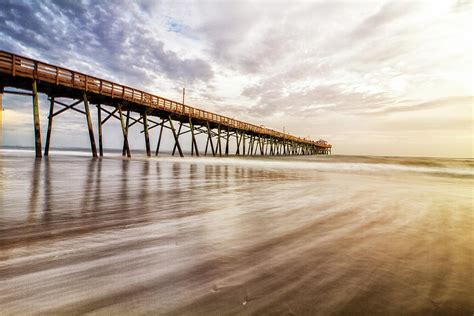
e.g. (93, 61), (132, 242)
(145, 156), (473, 177)
(1, 148), (472, 177)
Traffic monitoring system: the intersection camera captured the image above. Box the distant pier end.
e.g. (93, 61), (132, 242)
(0, 50), (331, 158)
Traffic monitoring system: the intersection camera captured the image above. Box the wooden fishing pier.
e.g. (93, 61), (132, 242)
(0, 50), (331, 158)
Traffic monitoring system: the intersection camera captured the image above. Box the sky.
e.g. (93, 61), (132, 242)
(0, 0), (472, 157)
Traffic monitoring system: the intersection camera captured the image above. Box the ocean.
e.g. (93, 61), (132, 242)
(0, 149), (472, 315)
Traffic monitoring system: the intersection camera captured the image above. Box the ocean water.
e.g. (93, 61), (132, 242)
(0, 150), (472, 315)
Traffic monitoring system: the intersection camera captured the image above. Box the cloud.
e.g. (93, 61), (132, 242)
(243, 83), (393, 117)
(367, 96), (474, 115)
(349, 1), (418, 40)
(0, 0), (213, 85)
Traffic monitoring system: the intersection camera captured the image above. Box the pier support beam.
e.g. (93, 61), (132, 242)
(155, 118), (165, 156)
(189, 117), (199, 157)
(44, 97), (55, 156)
(248, 135), (254, 155)
(236, 131), (243, 155)
(83, 92), (98, 158)
(122, 110), (130, 156)
(172, 121), (183, 157)
(32, 80), (42, 158)
(97, 104), (103, 156)
(225, 128), (230, 156)
(142, 111), (151, 157)
(169, 116), (183, 157)
(235, 131), (239, 155)
(217, 124), (222, 157)
(118, 106), (131, 158)
(205, 122), (215, 156)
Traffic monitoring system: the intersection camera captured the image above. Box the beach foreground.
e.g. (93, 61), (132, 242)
(0, 151), (472, 315)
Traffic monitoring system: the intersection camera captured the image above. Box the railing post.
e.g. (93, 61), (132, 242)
(12, 54), (16, 76)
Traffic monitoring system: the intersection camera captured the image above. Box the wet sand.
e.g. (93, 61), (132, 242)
(0, 151), (473, 315)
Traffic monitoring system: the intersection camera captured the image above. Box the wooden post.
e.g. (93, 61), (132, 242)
(217, 124), (222, 157)
(252, 136), (256, 155)
(155, 118), (165, 156)
(250, 135), (255, 156)
(169, 116), (183, 157)
(189, 117), (199, 157)
(270, 137), (274, 155)
(225, 128), (230, 156)
(118, 106), (131, 158)
(83, 92), (98, 158)
(172, 121), (183, 156)
(248, 135), (253, 155)
(32, 80), (42, 158)
(97, 104), (103, 156)
(44, 97), (55, 156)
(142, 111), (151, 157)
(191, 125), (194, 156)
(242, 133), (246, 156)
(122, 110), (130, 156)
(235, 131), (240, 155)
(206, 122), (215, 157)
(253, 138), (258, 155)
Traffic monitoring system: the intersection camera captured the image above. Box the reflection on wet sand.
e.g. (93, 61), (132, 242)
(0, 152), (473, 315)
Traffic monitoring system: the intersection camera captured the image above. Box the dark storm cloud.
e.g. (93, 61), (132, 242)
(0, 0), (213, 85)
